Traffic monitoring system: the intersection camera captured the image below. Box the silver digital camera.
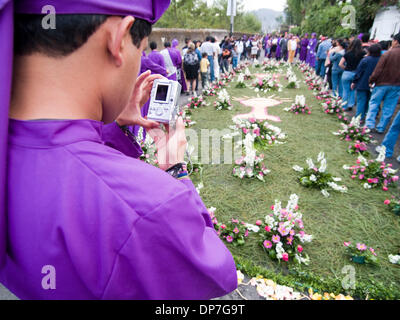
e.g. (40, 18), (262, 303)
(147, 79), (182, 126)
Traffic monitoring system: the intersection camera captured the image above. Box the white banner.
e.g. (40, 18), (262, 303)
(227, 0), (237, 17)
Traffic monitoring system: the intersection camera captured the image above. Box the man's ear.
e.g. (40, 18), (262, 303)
(107, 16), (135, 67)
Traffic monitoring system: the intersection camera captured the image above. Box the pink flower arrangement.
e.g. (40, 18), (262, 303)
(258, 195), (312, 265)
(209, 209), (250, 247)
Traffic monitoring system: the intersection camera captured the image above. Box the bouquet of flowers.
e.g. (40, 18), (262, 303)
(347, 141), (369, 156)
(388, 254), (400, 265)
(262, 59), (283, 72)
(384, 196), (400, 216)
(293, 152), (348, 197)
(179, 109), (197, 127)
(231, 118), (287, 149)
(235, 73), (247, 88)
(208, 208), (250, 247)
(333, 116), (374, 143)
(233, 134), (270, 181)
(314, 84), (333, 101)
(202, 86), (217, 97)
(187, 95), (206, 109)
(215, 79), (228, 90)
(298, 62), (314, 75)
(286, 74), (300, 89)
(343, 147), (399, 191)
(258, 194), (312, 265)
(322, 97), (350, 123)
(243, 67), (253, 80)
(284, 95), (311, 115)
(214, 89), (233, 111)
(343, 241), (379, 266)
(305, 75), (323, 92)
(253, 74), (282, 93)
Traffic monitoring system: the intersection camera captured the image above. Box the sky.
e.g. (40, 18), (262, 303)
(206, 0), (287, 12)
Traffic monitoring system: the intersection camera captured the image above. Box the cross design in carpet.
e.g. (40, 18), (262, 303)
(233, 95), (292, 122)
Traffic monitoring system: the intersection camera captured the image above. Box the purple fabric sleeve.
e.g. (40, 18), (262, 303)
(102, 122), (143, 159)
(102, 188), (238, 299)
(179, 178), (213, 228)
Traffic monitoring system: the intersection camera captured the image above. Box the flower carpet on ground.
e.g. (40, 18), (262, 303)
(141, 60), (400, 299)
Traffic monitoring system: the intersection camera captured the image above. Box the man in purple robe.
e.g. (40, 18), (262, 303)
(148, 41), (166, 70)
(306, 33), (318, 68)
(264, 34), (269, 58)
(0, 0), (237, 300)
(171, 39), (188, 93)
(300, 33), (309, 62)
(276, 36), (282, 60)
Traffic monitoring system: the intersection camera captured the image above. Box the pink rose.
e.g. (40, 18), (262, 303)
(297, 245), (303, 253)
(384, 199), (391, 205)
(282, 253), (289, 262)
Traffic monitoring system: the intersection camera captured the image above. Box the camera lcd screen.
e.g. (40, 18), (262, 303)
(155, 85), (169, 102)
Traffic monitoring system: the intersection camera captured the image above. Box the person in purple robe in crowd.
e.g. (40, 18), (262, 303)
(300, 33), (309, 62)
(306, 33), (318, 68)
(264, 34), (269, 57)
(0, 0), (237, 300)
(148, 41), (166, 70)
(276, 36), (282, 60)
(171, 39), (188, 94)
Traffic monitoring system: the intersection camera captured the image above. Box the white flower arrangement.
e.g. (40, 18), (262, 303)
(236, 73), (247, 88)
(233, 134), (270, 181)
(253, 74), (283, 93)
(284, 95), (312, 114)
(294, 152), (348, 197)
(213, 89), (233, 111)
(332, 115), (374, 143)
(343, 147), (399, 191)
(388, 254), (400, 265)
(229, 118), (287, 149)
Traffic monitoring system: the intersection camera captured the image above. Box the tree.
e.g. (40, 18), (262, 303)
(155, 0), (262, 33)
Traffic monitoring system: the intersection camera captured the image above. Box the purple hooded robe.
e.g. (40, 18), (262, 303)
(171, 39), (187, 93)
(306, 34), (318, 67)
(300, 35), (309, 62)
(0, 0), (237, 300)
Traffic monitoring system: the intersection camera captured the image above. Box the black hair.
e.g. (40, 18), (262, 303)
(367, 44), (382, 57)
(393, 32), (400, 43)
(337, 39), (346, 49)
(164, 41), (171, 48)
(14, 14), (152, 57)
(379, 40), (390, 51)
(210, 37), (216, 43)
(150, 41), (157, 50)
(347, 38), (363, 56)
(202, 52), (208, 58)
(205, 36), (211, 42)
(361, 33), (370, 43)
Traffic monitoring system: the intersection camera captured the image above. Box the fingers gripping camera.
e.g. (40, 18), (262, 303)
(147, 79), (182, 126)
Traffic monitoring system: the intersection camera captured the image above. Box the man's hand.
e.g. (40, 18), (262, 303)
(147, 117), (187, 171)
(116, 71), (165, 129)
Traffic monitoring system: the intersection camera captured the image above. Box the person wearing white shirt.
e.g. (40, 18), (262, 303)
(201, 36), (215, 82)
(288, 35), (298, 64)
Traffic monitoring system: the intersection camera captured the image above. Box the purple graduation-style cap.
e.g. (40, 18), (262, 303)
(358, 33), (364, 40)
(171, 39), (179, 48)
(15, 0), (171, 24)
(0, 0), (171, 267)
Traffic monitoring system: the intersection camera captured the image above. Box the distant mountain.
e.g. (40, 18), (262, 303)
(250, 8), (284, 33)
